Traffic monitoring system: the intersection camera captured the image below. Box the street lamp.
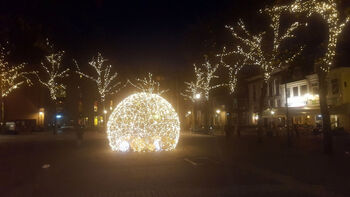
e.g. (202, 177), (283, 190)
(216, 109), (221, 114)
(195, 93), (201, 100)
(103, 110), (108, 114)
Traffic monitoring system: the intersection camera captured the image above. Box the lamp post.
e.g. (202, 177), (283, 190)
(192, 93), (201, 132)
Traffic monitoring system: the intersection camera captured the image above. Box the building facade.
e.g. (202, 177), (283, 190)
(247, 67), (350, 131)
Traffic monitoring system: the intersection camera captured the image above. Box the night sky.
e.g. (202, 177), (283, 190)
(0, 0), (271, 74)
(1, 0), (350, 120)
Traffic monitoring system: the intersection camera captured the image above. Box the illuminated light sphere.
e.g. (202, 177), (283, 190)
(107, 93), (180, 152)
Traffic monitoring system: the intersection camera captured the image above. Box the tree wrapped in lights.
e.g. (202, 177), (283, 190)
(0, 44), (32, 122)
(280, 0), (350, 154)
(107, 92), (180, 152)
(35, 40), (69, 101)
(75, 52), (122, 104)
(127, 72), (168, 95)
(225, 8), (304, 141)
(217, 47), (248, 137)
(182, 58), (222, 131)
(181, 65), (204, 102)
(218, 47), (247, 94)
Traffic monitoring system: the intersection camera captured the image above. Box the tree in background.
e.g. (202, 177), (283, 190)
(75, 52), (123, 122)
(0, 43), (32, 124)
(280, 0), (350, 154)
(224, 6), (304, 141)
(127, 72), (168, 95)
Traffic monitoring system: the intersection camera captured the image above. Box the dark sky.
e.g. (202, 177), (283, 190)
(0, 0), (271, 76)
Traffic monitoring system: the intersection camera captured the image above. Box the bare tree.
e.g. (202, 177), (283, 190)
(75, 52), (123, 112)
(0, 44), (32, 123)
(127, 73), (168, 95)
(225, 7), (304, 141)
(280, 0), (350, 154)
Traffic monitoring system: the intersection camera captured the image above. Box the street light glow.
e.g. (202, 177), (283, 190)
(195, 93), (201, 99)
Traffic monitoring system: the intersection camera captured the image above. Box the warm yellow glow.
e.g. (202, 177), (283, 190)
(103, 110), (107, 114)
(195, 93), (201, 99)
(281, 0), (350, 73)
(107, 93), (180, 152)
(216, 109), (221, 114)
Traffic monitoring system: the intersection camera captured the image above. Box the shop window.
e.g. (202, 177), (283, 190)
(293, 87), (299, 97)
(331, 79), (339, 95)
(301, 85), (307, 96)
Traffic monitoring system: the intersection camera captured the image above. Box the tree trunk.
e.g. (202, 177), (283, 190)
(318, 71), (332, 154)
(258, 82), (267, 143)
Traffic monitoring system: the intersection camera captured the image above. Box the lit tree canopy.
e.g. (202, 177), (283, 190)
(218, 47), (247, 94)
(181, 64), (205, 102)
(225, 7), (304, 81)
(182, 58), (222, 102)
(75, 52), (122, 102)
(281, 0), (350, 72)
(0, 45), (32, 98)
(127, 73), (168, 95)
(35, 40), (69, 101)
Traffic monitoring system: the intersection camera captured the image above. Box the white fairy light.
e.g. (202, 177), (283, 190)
(218, 47), (246, 94)
(75, 52), (122, 102)
(282, 0), (350, 72)
(182, 59), (222, 102)
(225, 8), (304, 81)
(34, 39), (69, 101)
(0, 44), (32, 98)
(127, 72), (168, 95)
(181, 64), (205, 102)
(107, 92), (180, 152)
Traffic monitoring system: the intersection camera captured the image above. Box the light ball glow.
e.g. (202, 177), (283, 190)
(107, 93), (180, 152)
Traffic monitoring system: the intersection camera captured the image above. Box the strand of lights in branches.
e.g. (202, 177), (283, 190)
(107, 93), (180, 152)
(181, 64), (204, 102)
(182, 59), (222, 102)
(225, 7), (304, 82)
(127, 72), (168, 95)
(35, 39), (69, 101)
(280, 0), (350, 73)
(218, 47), (245, 94)
(76, 52), (122, 102)
(0, 44), (32, 98)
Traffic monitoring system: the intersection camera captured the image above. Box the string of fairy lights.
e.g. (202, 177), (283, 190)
(281, 0), (350, 72)
(107, 92), (180, 152)
(34, 39), (70, 101)
(181, 64), (205, 102)
(126, 72), (168, 95)
(75, 52), (122, 103)
(218, 46), (247, 94)
(182, 59), (222, 102)
(224, 7), (304, 82)
(0, 44), (32, 98)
